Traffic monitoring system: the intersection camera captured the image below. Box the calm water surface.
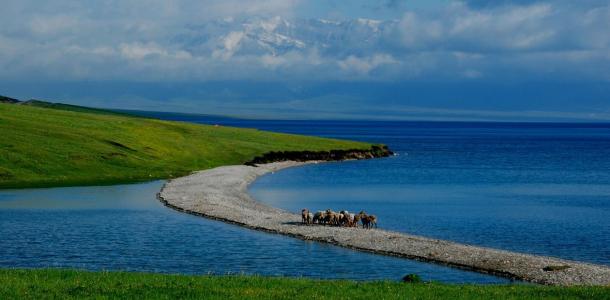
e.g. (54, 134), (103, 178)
(0, 181), (507, 283)
(130, 113), (610, 265)
(3, 115), (608, 283)
(244, 121), (610, 266)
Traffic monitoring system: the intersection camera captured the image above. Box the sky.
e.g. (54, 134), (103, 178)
(0, 0), (609, 121)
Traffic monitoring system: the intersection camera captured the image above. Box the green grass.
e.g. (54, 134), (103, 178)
(1, 269), (608, 300)
(18, 100), (133, 116)
(0, 103), (372, 188)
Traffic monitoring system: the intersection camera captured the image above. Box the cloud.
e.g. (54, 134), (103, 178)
(396, 3), (559, 52)
(0, 0), (609, 82)
(338, 54), (397, 75)
(463, 0), (609, 9)
(213, 31), (246, 60)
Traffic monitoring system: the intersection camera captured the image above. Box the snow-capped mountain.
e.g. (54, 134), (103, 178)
(176, 16), (397, 58)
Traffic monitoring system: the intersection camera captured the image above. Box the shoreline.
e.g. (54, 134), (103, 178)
(158, 161), (610, 286)
(0, 146), (390, 190)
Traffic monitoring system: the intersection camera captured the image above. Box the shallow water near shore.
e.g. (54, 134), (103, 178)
(0, 181), (508, 283)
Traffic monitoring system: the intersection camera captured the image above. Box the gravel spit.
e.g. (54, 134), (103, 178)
(158, 161), (610, 286)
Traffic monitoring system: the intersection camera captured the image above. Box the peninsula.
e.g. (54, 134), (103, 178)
(0, 100), (384, 189)
(159, 161), (610, 286)
(2, 99), (610, 297)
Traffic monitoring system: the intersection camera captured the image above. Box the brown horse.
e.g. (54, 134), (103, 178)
(313, 211), (326, 224)
(353, 214), (361, 227)
(357, 211), (368, 228)
(301, 209), (311, 224)
(366, 215), (377, 229)
(325, 209), (340, 226)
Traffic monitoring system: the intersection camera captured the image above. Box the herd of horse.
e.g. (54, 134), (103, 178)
(301, 209), (378, 229)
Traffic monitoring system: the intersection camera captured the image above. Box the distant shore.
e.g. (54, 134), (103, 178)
(0, 101), (384, 189)
(158, 161), (610, 286)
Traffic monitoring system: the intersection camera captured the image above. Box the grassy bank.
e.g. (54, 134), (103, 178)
(1, 269), (608, 299)
(0, 103), (372, 188)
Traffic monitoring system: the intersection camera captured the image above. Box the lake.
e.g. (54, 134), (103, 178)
(0, 181), (506, 283)
(246, 121), (610, 266)
(3, 114), (609, 283)
(125, 113), (610, 265)
(140, 114), (610, 266)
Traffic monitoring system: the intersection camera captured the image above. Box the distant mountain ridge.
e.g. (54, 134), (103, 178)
(178, 16), (395, 57)
(0, 95), (128, 116)
(0, 95), (20, 104)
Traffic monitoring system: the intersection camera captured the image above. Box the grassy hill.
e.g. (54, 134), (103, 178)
(0, 96), (128, 115)
(1, 269), (607, 299)
(0, 95), (20, 104)
(18, 99), (132, 116)
(0, 102), (372, 188)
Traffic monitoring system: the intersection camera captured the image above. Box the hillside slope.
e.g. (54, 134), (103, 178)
(0, 95), (131, 116)
(0, 103), (374, 188)
(18, 99), (131, 116)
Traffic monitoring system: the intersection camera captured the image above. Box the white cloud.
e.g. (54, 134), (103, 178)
(120, 43), (168, 60)
(29, 14), (80, 35)
(397, 3), (557, 51)
(398, 12), (443, 49)
(0, 0), (609, 82)
(213, 31), (245, 60)
(338, 54), (397, 75)
(260, 54), (288, 69)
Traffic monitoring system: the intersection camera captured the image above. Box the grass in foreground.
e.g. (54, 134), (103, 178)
(1, 269), (608, 300)
(0, 103), (372, 188)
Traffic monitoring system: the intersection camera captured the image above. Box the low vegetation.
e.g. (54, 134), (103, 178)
(1, 269), (608, 299)
(0, 102), (373, 188)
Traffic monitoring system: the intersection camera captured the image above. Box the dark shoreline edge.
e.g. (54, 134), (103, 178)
(244, 145), (393, 166)
(0, 148), (386, 190)
(157, 191), (521, 282)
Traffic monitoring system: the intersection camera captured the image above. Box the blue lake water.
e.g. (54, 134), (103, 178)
(2, 114), (609, 283)
(244, 121), (610, 266)
(0, 181), (506, 283)
(122, 113), (610, 265)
